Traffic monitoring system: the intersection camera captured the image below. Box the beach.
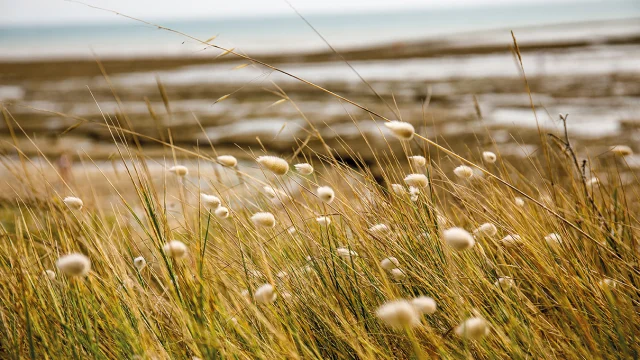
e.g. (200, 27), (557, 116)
(2, 16), (640, 168)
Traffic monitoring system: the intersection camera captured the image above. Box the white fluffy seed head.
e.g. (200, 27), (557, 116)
(376, 300), (421, 329)
(443, 227), (475, 251)
(163, 240), (188, 259)
(495, 276), (515, 289)
(482, 151), (497, 163)
(44, 269), (56, 280)
(391, 184), (406, 195)
(385, 121), (415, 140)
(409, 155), (427, 168)
(411, 296), (437, 315)
(56, 253), (91, 277)
(241, 289), (250, 300)
(63, 196), (83, 210)
(369, 224), (390, 235)
(294, 163), (314, 175)
(217, 155), (238, 168)
(611, 145), (633, 156)
(215, 206), (229, 219)
(316, 216), (331, 227)
(254, 283), (277, 304)
(317, 186), (335, 204)
(404, 174), (429, 188)
(514, 197), (525, 207)
(544, 233), (562, 246)
(256, 156), (289, 175)
(251, 212), (276, 228)
(474, 223), (497, 237)
(133, 256), (146, 270)
(337, 247), (358, 259)
(200, 193), (221, 208)
(587, 177), (600, 186)
(390, 268), (406, 280)
(380, 257), (400, 271)
(501, 234), (521, 247)
(453, 165), (474, 179)
(168, 165), (188, 176)
(455, 316), (489, 340)
(263, 186), (278, 199)
(599, 278), (616, 288)
(409, 186), (420, 202)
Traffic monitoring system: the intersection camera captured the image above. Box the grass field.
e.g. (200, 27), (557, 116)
(1, 19), (640, 360)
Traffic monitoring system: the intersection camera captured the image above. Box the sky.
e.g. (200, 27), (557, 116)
(1, 0), (584, 26)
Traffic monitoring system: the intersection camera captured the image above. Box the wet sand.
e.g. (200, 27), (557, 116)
(1, 18), (639, 169)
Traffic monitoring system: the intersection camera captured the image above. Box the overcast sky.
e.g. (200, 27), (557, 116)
(1, 0), (584, 26)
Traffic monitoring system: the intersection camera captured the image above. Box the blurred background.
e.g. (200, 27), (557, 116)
(1, 0), (639, 171)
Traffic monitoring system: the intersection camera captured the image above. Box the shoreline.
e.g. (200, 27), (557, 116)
(1, 18), (639, 82)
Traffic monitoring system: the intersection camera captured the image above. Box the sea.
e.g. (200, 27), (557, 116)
(1, 0), (639, 59)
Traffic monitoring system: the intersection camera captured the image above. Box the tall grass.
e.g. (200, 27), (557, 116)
(1, 15), (639, 359)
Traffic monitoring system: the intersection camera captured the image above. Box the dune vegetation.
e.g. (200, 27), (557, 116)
(1, 18), (640, 360)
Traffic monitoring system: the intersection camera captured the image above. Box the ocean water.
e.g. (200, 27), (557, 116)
(1, 0), (639, 59)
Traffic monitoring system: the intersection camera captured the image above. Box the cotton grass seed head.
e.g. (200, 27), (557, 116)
(317, 186), (335, 204)
(252, 212), (276, 228)
(369, 224), (390, 235)
(316, 216), (331, 227)
(443, 227), (475, 251)
(409, 155), (426, 167)
(384, 120), (415, 140)
(337, 247), (358, 259)
(163, 240), (188, 259)
(200, 193), (221, 208)
(404, 174), (429, 188)
(611, 145), (633, 156)
(254, 283), (277, 304)
(390, 268), (406, 280)
(256, 156), (289, 175)
(599, 278), (616, 288)
(453, 165), (474, 179)
(515, 197), (525, 207)
(501, 234), (521, 247)
(217, 155), (237, 167)
(44, 269), (56, 280)
(391, 184), (406, 195)
(380, 257), (400, 271)
(56, 253), (91, 277)
(409, 186), (420, 202)
(411, 296), (437, 315)
(544, 233), (562, 246)
(482, 151), (497, 163)
(133, 256), (146, 270)
(168, 165), (188, 176)
(215, 206), (229, 219)
(376, 300), (421, 329)
(63, 196), (83, 210)
(495, 276), (515, 290)
(294, 163), (314, 175)
(474, 223), (497, 237)
(263, 186), (278, 199)
(455, 316), (489, 340)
